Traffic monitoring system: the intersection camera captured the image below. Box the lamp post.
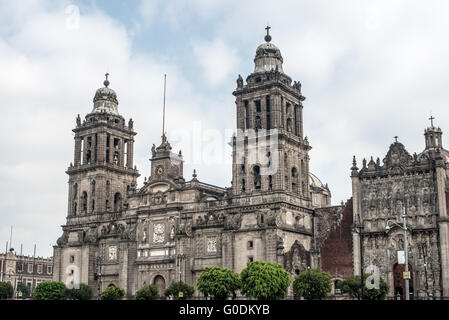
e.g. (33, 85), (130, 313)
(386, 206), (410, 300)
(352, 214), (364, 300)
(307, 266), (311, 300)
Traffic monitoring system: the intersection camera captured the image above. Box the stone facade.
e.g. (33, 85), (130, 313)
(53, 31), (335, 298)
(351, 124), (449, 299)
(0, 248), (53, 296)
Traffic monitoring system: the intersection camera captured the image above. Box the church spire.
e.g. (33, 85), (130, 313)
(424, 114), (443, 149)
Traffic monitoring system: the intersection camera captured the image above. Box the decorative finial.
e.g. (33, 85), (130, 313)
(192, 169), (197, 179)
(394, 136), (398, 143)
(429, 115), (435, 127)
(104, 73), (110, 87)
(264, 25), (272, 42)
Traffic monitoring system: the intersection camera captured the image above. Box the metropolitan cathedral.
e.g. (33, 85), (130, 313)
(53, 29), (449, 299)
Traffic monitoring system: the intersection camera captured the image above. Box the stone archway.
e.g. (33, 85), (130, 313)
(393, 263), (414, 300)
(153, 275), (166, 296)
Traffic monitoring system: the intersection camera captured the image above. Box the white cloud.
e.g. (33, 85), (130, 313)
(192, 39), (241, 86)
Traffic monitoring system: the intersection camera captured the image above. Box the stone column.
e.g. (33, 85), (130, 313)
(127, 139), (134, 169)
(109, 136), (114, 164)
(261, 96), (267, 129)
(82, 136), (87, 165)
(351, 167), (361, 276)
(97, 131), (106, 163)
(436, 162), (449, 296)
(119, 138), (125, 167)
(74, 136), (82, 166)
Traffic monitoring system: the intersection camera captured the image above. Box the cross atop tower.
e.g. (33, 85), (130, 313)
(264, 25), (272, 42)
(429, 115), (435, 127)
(104, 72), (110, 87)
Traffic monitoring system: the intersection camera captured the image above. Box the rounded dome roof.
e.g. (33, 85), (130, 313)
(93, 86), (118, 104)
(254, 40), (284, 73)
(417, 148), (449, 163)
(309, 172), (328, 190)
(91, 74), (120, 115)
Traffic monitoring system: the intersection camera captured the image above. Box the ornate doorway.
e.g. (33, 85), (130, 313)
(153, 275), (166, 296)
(393, 263), (414, 300)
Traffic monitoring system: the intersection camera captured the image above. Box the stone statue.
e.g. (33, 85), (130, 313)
(236, 74), (243, 88)
(128, 118), (134, 129)
(151, 144), (156, 157)
(76, 114), (81, 127)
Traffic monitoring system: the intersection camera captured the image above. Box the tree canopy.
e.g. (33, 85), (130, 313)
(101, 285), (125, 300)
(164, 281), (195, 300)
(341, 274), (389, 300)
(0, 282), (14, 300)
(197, 266), (241, 300)
(240, 261), (291, 300)
(293, 269), (332, 300)
(33, 281), (67, 300)
(65, 283), (93, 300)
(135, 285), (160, 300)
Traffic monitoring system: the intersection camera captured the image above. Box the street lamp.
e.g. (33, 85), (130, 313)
(352, 214), (364, 300)
(386, 206), (410, 300)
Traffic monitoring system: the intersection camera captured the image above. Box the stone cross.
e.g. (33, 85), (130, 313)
(429, 115), (435, 127)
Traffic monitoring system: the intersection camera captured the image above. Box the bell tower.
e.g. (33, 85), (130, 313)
(66, 74), (139, 218)
(424, 115), (443, 150)
(231, 27), (311, 202)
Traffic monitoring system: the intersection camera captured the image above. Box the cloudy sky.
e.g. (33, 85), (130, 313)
(1, 0), (449, 257)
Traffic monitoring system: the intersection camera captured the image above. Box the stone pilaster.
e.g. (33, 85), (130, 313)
(436, 163), (449, 296)
(74, 136), (82, 166)
(127, 139), (134, 169)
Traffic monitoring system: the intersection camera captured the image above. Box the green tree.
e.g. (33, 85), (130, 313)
(293, 269), (332, 300)
(65, 283), (93, 300)
(240, 261), (291, 300)
(197, 266), (241, 300)
(0, 282), (14, 300)
(101, 285), (125, 300)
(33, 281), (67, 300)
(135, 285), (159, 300)
(16, 283), (31, 298)
(164, 281), (195, 300)
(341, 274), (389, 300)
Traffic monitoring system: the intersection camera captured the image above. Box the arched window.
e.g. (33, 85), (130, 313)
(301, 181), (306, 196)
(91, 180), (95, 195)
(292, 167), (298, 193)
(253, 166), (261, 190)
(244, 101), (250, 129)
(242, 179), (246, 193)
(269, 175), (273, 191)
(81, 192), (88, 214)
(114, 193), (122, 212)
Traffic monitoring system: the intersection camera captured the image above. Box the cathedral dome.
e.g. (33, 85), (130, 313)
(309, 172), (327, 190)
(91, 73), (120, 115)
(253, 29), (284, 73)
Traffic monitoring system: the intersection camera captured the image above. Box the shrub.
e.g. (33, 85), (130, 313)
(65, 283), (93, 300)
(164, 281), (195, 300)
(33, 281), (67, 300)
(135, 285), (159, 300)
(341, 274), (389, 300)
(101, 285), (125, 300)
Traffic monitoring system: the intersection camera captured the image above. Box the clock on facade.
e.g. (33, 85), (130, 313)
(156, 166), (164, 175)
